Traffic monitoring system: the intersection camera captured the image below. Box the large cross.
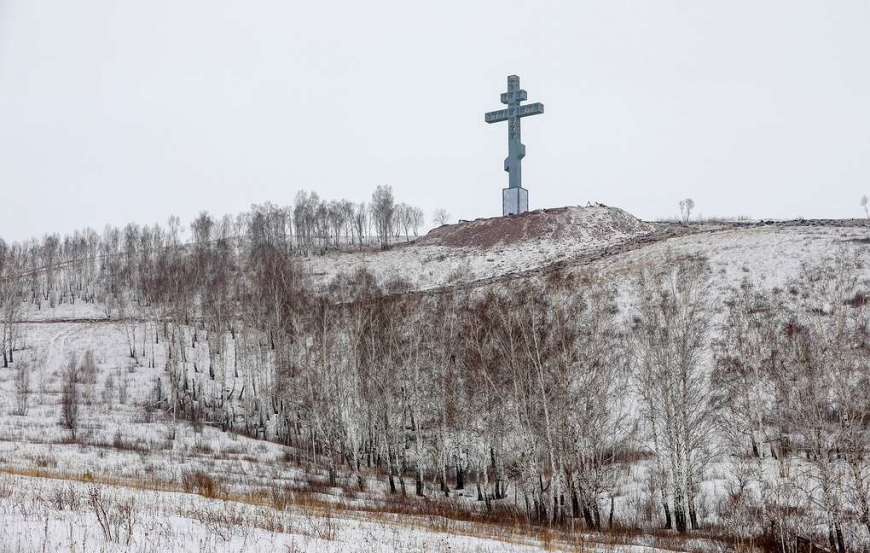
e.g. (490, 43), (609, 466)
(485, 75), (544, 215)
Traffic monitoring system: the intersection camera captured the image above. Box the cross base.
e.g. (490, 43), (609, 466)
(502, 186), (528, 216)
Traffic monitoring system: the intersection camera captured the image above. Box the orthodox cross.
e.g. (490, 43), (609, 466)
(485, 75), (544, 215)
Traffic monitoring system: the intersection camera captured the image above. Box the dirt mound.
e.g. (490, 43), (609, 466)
(418, 205), (654, 249)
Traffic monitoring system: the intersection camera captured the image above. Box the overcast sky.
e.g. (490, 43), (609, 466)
(1, 1), (869, 241)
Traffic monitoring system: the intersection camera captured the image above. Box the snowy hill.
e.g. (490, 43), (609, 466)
(306, 205), (658, 290)
(1, 208), (869, 552)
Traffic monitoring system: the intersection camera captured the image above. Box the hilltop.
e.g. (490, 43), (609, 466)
(307, 205), (659, 290)
(418, 205), (653, 249)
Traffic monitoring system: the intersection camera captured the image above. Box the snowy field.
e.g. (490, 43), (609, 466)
(0, 472), (608, 552)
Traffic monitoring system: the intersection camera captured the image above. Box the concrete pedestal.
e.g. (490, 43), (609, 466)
(502, 186), (528, 216)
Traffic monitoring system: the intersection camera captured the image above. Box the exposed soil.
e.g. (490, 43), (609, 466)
(419, 205), (655, 249)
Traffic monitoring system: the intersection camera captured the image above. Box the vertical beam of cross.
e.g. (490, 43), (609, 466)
(505, 76), (524, 189)
(485, 75), (544, 191)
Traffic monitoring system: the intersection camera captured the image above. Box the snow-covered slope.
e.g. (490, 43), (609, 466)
(2, 210), (869, 552)
(575, 223), (870, 310)
(305, 205), (657, 290)
(0, 472), (590, 553)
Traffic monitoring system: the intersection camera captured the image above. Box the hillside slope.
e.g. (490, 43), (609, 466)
(306, 205), (658, 290)
(2, 212), (869, 552)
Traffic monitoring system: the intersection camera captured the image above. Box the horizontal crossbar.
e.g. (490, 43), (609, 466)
(485, 102), (544, 123)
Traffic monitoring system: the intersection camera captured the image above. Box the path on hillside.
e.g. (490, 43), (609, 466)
(408, 223), (700, 297)
(44, 325), (73, 370)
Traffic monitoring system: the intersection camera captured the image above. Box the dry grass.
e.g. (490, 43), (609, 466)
(0, 459), (778, 553)
(180, 469), (223, 498)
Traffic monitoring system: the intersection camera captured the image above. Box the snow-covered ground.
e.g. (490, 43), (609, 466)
(0, 318), (636, 552)
(304, 205), (656, 290)
(2, 219), (868, 552)
(584, 224), (870, 312)
(0, 472), (605, 552)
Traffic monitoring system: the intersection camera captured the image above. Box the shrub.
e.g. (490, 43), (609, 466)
(180, 470), (222, 499)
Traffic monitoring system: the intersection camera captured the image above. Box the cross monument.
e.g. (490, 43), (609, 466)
(485, 75), (544, 216)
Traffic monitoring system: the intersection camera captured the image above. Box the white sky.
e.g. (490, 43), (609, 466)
(1, 1), (869, 241)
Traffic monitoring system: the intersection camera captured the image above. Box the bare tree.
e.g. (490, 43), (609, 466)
(41, 234), (61, 307)
(396, 203), (413, 242)
(353, 202), (369, 248)
(167, 214), (182, 247)
(0, 255), (23, 368)
(433, 208), (450, 226)
(862, 194), (869, 219)
(632, 255), (714, 532)
(294, 190), (320, 253)
(678, 198), (695, 224)
(116, 292), (138, 360)
(0, 241), (28, 369)
(562, 275), (633, 529)
(339, 199), (355, 246)
(80, 349), (98, 405)
(60, 354), (80, 441)
(102, 373), (116, 408)
(779, 252), (868, 550)
(371, 185), (395, 250)
(409, 207), (425, 237)
(13, 359), (29, 416)
(713, 280), (786, 460)
(118, 370), (129, 406)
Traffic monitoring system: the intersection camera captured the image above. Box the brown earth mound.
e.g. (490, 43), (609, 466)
(418, 205), (655, 249)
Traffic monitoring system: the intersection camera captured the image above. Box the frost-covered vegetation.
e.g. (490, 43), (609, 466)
(0, 472), (580, 552)
(0, 202), (868, 552)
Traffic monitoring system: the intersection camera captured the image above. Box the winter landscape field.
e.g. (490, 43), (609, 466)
(0, 198), (868, 552)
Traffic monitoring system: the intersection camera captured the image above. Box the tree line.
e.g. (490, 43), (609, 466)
(0, 185), (425, 359)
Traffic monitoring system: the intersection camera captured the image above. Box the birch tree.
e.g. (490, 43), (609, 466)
(632, 254), (714, 532)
